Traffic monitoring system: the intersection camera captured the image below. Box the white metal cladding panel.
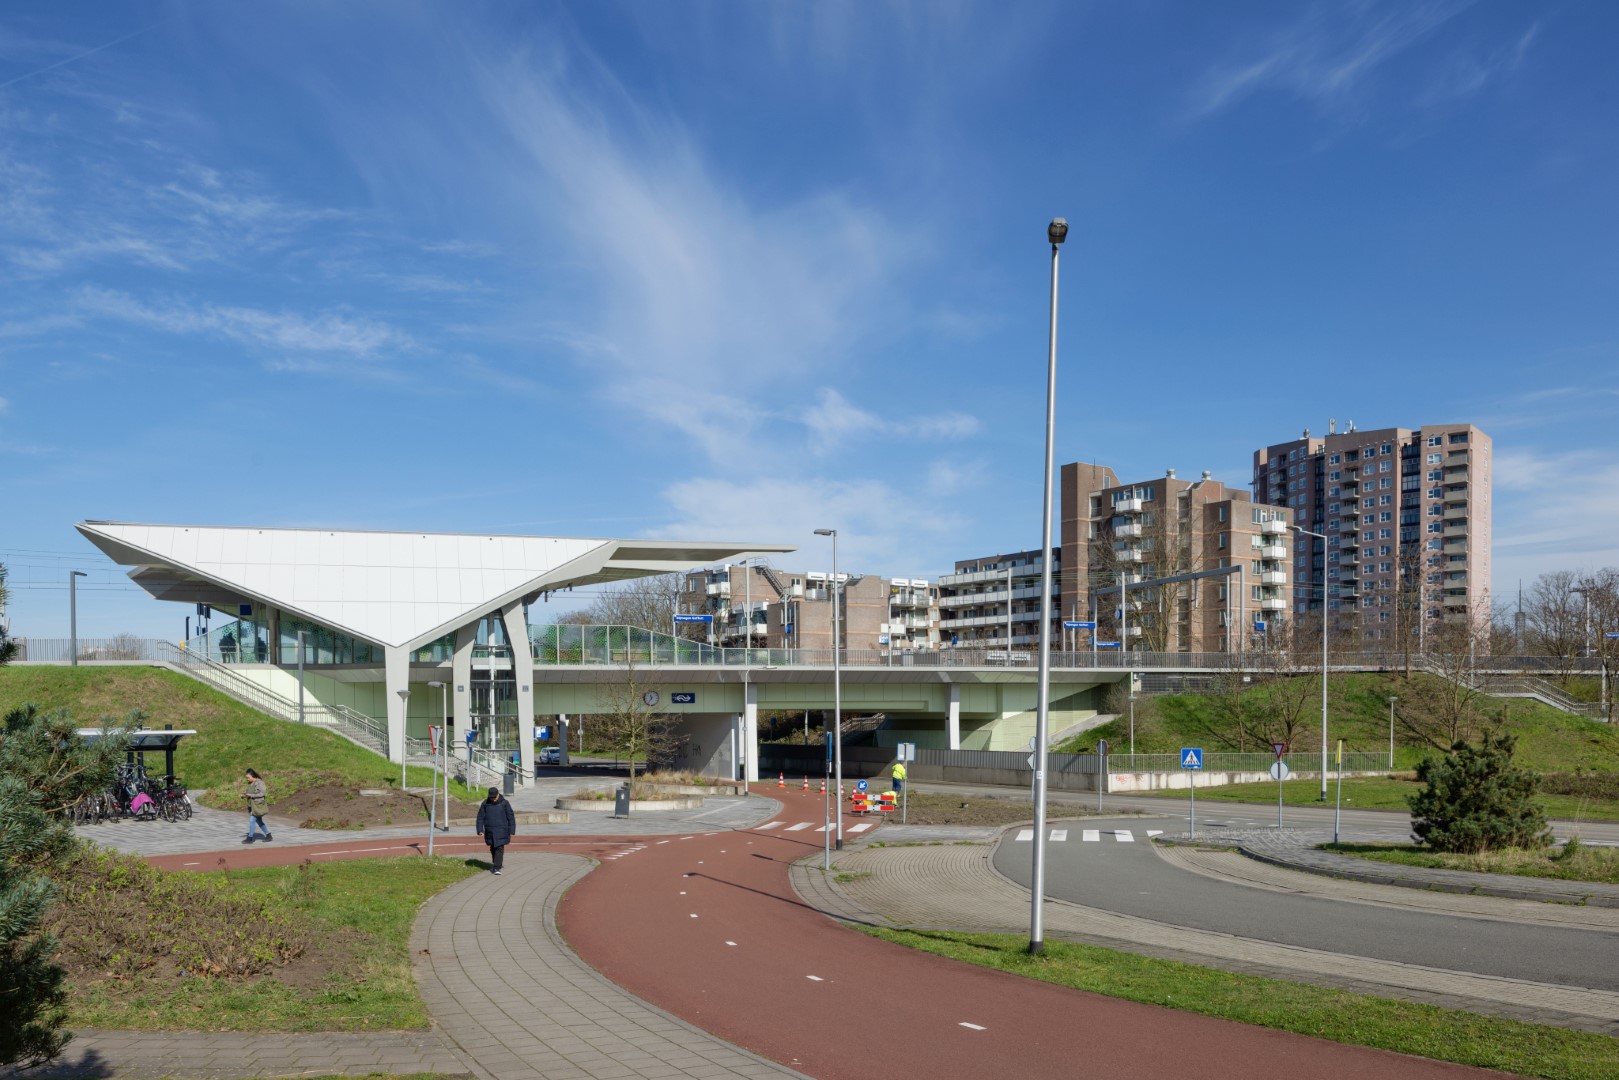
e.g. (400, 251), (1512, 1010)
(81, 524), (626, 648)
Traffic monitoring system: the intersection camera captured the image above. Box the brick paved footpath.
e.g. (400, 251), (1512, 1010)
(792, 836), (1619, 1036)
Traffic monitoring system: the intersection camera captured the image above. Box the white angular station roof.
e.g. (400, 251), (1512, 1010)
(77, 521), (794, 651)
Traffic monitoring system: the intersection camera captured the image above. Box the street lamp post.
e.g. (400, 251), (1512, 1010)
(1291, 526), (1330, 800)
(69, 570), (87, 665)
(428, 680), (448, 854)
(1030, 216), (1066, 955)
(1388, 695), (1397, 769)
(297, 630), (307, 724)
(814, 528), (843, 851)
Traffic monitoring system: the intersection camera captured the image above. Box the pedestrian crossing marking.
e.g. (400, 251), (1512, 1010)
(1115, 830), (1134, 842)
(1050, 829), (1067, 841)
(758, 822), (784, 830)
(848, 823), (874, 833)
(816, 825), (834, 832)
(1082, 829), (1100, 842)
(786, 822), (813, 832)
(1016, 828), (1034, 841)
(1147, 830), (1164, 837)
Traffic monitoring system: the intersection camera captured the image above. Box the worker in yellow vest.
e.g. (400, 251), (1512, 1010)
(891, 760), (907, 794)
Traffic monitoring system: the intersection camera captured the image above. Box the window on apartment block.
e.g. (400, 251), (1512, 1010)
(1380, 478), (1393, 489)
(1362, 513), (1375, 524)
(1428, 435), (1443, 446)
(1381, 443), (1394, 454)
(1329, 453), (1341, 465)
(1427, 470), (1442, 481)
(1428, 504), (1444, 516)
(1428, 487), (1442, 498)
(1449, 432), (1469, 444)
(1428, 522), (1443, 533)
(1380, 512), (1393, 522)
(1379, 528), (1392, 539)
(1380, 545), (1393, 556)
(1380, 461), (1392, 473)
(1427, 453), (1442, 464)
(1363, 530), (1376, 541)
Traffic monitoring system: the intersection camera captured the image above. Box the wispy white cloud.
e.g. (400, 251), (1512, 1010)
(0, 395), (9, 411)
(1494, 447), (1619, 585)
(651, 474), (968, 574)
(1190, 2), (1487, 119)
(1416, 22), (1539, 107)
(800, 388), (980, 453)
(75, 286), (412, 361)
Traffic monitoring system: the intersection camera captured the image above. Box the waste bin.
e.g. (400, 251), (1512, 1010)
(503, 758), (517, 796)
(614, 784), (631, 818)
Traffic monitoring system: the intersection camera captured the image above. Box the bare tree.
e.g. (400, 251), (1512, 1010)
(106, 633), (145, 660)
(586, 574), (687, 635)
(1520, 570), (1586, 679)
(1089, 507), (1201, 653)
(1400, 601), (1491, 751)
(595, 655), (683, 779)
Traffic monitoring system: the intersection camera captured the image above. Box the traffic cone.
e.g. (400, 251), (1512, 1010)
(802, 776), (809, 791)
(778, 772), (785, 788)
(819, 777), (826, 795)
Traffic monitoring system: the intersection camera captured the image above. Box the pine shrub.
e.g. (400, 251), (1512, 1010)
(1408, 729), (1550, 854)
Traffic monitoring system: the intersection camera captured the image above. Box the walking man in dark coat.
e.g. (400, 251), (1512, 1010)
(475, 786), (516, 875)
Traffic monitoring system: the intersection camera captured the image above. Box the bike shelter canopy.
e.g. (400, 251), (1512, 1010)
(76, 728), (198, 779)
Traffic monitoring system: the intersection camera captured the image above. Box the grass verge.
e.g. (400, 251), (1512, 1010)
(64, 855), (480, 1031)
(859, 928), (1619, 1079)
(1323, 841), (1619, 886)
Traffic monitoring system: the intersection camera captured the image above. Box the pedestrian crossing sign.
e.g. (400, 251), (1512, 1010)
(1180, 747), (1203, 770)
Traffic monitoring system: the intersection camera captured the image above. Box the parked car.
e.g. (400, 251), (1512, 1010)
(539, 745), (562, 765)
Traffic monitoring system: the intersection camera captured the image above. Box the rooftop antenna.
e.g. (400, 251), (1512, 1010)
(1329, 418), (1337, 434)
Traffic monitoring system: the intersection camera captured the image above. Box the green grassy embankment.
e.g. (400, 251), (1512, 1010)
(1058, 671), (1619, 820)
(0, 666), (483, 810)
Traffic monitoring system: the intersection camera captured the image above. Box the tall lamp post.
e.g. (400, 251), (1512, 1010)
(396, 688), (411, 790)
(1291, 526), (1330, 800)
(1029, 216), (1066, 955)
(814, 528), (843, 850)
(428, 680), (449, 852)
(1388, 695), (1397, 769)
(296, 630), (308, 724)
(69, 570), (87, 665)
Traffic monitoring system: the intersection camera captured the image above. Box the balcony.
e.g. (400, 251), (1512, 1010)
(1114, 522), (1143, 539)
(1260, 570), (1288, 585)
(1260, 519), (1288, 536)
(1443, 523), (1468, 537)
(1260, 598), (1287, 611)
(1259, 544), (1287, 560)
(706, 582), (730, 596)
(1115, 497), (1145, 514)
(1118, 549), (1144, 564)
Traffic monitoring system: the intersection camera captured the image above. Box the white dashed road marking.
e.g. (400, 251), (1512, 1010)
(1050, 829), (1067, 841)
(1147, 830), (1164, 837)
(849, 823), (874, 833)
(758, 822), (784, 830)
(1115, 830), (1135, 842)
(959, 1022), (986, 1031)
(806, 975), (824, 981)
(1082, 830), (1100, 842)
(726, 941), (737, 946)
(1015, 829), (1034, 841)
(786, 823), (813, 832)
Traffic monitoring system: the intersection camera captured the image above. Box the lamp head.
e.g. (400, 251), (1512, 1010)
(1048, 218), (1069, 246)
(396, 689), (410, 701)
(71, 570), (87, 578)
(814, 528), (835, 537)
(428, 680), (445, 689)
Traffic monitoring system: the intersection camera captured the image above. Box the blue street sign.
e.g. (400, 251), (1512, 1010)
(825, 732), (834, 762)
(1180, 747), (1204, 770)
(1254, 620), (1267, 632)
(784, 624), (794, 635)
(856, 779), (868, 793)
(1074, 620), (1097, 629)
(673, 614), (713, 623)
(671, 692), (696, 704)
(537, 726), (550, 739)
(1607, 632), (1619, 639)
(1096, 641), (1121, 648)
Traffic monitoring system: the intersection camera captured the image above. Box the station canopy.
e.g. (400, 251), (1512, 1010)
(77, 521), (794, 651)
(76, 728), (198, 751)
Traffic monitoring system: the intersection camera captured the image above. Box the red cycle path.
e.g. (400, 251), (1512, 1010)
(152, 789), (1510, 1079)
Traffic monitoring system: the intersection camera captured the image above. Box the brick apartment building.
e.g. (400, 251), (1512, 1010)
(1059, 464), (1292, 653)
(1253, 421), (1492, 644)
(680, 564), (940, 653)
(936, 548), (1058, 649)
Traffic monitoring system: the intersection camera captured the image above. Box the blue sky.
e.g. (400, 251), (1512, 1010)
(2, 1), (1616, 639)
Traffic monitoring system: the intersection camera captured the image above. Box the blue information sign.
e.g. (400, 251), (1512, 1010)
(1254, 620), (1267, 633)
(856, 779), (868, 793)
(1607, 632), (1619, 640)
(673, 614), (713, 623)
(1180, 747), (1204, 770)
(671, 692), (696, 704)
(1095, 641), (1120, 649)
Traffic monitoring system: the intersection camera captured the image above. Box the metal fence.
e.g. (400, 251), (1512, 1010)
(11, 637), (171, 662)
(1104, 750), (1389, 774)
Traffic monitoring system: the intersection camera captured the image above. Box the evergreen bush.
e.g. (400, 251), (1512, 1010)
(1408, 729), (1550, 854)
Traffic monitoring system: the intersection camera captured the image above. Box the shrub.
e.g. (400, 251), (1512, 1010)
(46, 849), (307, 980)
(1408, 729), (1550, 855)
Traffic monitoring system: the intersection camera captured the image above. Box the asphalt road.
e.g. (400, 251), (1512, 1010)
(992, 814), (1619, 991)
(911, 779), (1619, 845)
